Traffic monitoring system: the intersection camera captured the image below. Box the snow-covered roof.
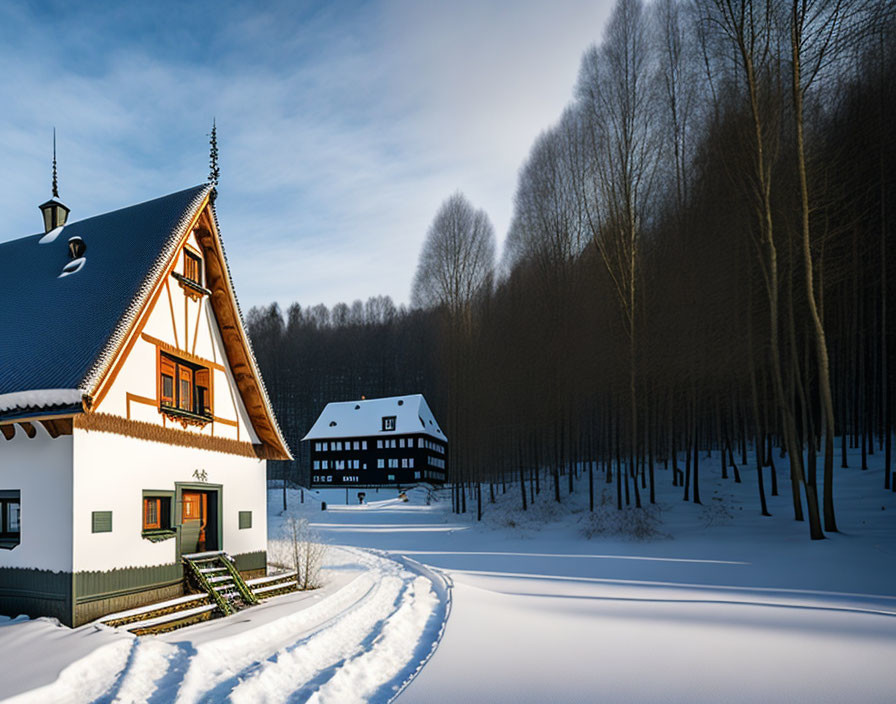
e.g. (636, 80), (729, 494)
(0, 185), (210, 420)
(302, 394), (447, 442)
(0, 389), (83, 414)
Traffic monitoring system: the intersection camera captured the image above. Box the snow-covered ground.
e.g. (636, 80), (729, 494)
(0, 544), (448, 703)
(280, 450), (896, 704)
(2, 446), (895, 702)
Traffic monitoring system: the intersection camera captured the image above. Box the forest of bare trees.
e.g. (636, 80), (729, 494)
(248, 0), (895, 539)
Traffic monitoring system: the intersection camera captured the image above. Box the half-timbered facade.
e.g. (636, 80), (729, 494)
(303, 395), (447, 487)
(0, 185), (291, 626)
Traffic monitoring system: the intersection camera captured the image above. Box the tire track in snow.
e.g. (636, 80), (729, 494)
(224, 548), (451, 704)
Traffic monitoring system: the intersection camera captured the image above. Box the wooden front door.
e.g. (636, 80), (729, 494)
(182, 491), (208, 551)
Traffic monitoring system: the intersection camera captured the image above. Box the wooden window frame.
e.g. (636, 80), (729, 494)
(158, 352), (213, 425)
(143, 497), (161, 530)
(184, 249), (202, 287)
(142, 491), (174, 537)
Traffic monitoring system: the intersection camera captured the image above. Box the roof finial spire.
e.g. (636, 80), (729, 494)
(208, 119), (219, 189)
(52, 128), (59, 199)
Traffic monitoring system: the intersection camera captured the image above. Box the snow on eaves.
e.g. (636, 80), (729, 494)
(0, 388), (83, 413)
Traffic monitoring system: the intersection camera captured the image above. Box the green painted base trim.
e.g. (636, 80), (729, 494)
(232, 550), (266, 574)
(1, 558), (262, 627)
(0, 567), (73, 625)
(75, 562), (183, 604)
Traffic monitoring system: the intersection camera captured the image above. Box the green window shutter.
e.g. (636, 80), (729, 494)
(92, 511), (113, 533)
(238, 511), (252, 530)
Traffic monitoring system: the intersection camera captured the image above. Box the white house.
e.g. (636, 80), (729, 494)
(0, 184), (291, 626)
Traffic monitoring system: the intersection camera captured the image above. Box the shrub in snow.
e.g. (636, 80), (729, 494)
(580, 490), (667, 540)
(269, 517), (327, 589)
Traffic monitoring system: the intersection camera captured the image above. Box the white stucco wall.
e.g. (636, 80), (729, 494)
(72, 427), (267, 573)
(0, 426), (73, 571)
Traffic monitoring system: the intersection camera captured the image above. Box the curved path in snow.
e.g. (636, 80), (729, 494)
(2, 546), (451, 704)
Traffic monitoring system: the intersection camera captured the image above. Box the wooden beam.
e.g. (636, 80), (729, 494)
(41, 420), (62, 438)
(20, 422), (36, 439)
(141, 333), (224, 371)
(195, 214), (290, 460)
(0, 424), (14, 441)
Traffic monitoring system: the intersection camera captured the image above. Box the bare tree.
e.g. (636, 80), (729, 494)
(411, 193), (496, 321)
(578, 0), (661, 509)
(701, 0), (824, 538)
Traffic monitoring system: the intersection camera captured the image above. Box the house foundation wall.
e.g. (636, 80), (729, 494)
(0, 567), (72, 624)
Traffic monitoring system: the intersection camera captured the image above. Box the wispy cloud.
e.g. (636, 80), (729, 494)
(0, 0), (612, 310)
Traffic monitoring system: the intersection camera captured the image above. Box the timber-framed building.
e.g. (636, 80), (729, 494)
(303, 394), (447, 487)
(0, 184), (291, 626)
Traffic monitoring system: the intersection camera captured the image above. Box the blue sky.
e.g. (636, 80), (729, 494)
(0, 0), (612, 310)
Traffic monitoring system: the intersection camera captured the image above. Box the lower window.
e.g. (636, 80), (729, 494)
(0, 490), (20, 548)
(142, 491), (174, 538)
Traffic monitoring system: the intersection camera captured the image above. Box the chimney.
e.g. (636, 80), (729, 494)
(39, 129), (70, 233)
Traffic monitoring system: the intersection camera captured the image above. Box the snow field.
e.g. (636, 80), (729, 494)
(0, 546), (449, 703)
(278, 451), (896, 703)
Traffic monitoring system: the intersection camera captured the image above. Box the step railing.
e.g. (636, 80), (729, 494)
(182, 551), (257, 616)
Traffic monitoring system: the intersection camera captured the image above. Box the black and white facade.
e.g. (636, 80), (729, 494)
(303, 395), (447, 487)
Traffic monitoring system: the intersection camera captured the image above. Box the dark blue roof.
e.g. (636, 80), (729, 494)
(0, 185), (209, 400)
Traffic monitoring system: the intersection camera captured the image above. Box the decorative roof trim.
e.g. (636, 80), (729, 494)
(74, 412), (262, 459)
(198, 203), (292, 460)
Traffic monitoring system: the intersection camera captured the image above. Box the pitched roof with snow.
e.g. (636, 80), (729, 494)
(0, 185), (209, 413)
(0, 186), (290, 458)
(302, 394), (447, 442)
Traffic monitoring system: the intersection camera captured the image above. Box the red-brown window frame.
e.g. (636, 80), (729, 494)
(184, 249), (202, 286)
(143, 497), (161, 530)
(158, 352), (213, 418)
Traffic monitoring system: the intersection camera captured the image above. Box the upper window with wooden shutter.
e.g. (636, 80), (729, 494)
(195, 368), (210, 416)
(160, 356), (176, 406)
(158, 352), (213, 425)
(184, 250), (202, 286)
